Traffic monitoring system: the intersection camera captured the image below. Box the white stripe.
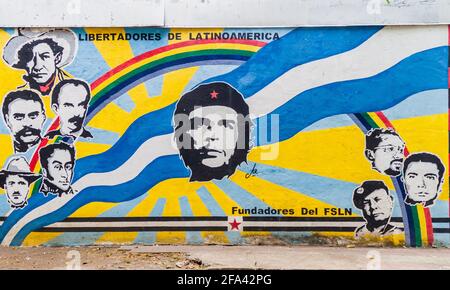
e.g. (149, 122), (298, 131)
(2, 194), (73, 245)
(48, 221), (227, 228)
(247, 25), (447, 116)
(72, 133), (177, 192)
(244, 221), (404, 228)
(41, 220), (403, 229)
(3, 26), (445, 245)
(2, 134), (177, 245)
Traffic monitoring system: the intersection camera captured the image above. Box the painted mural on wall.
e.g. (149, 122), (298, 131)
(0, 26), (448, 247)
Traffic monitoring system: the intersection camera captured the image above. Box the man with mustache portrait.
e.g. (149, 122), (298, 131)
(2, 28), (77, 96)
(45, 79), (93, 140)
(2, 89), (46, 154)
(0, 156), (40, 209)
(364, 128), (406, 177)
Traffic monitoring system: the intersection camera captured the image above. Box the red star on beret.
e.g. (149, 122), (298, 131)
(210, 90), (219, 99)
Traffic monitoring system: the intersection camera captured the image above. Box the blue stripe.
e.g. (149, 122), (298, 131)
(184, 65), (237, 94)
(303, 114), (355, 132)
(383, 89), (448, 120)
(179, 196), (203, 244)
(392, 176), (413, 246)
(197, 187), (243, 244)
(3, 34), (447, 246)
(303, 89), (447, 133)
(144, 76), (164, 98)
(43, 193), (148, 246)
(206, 26), (383, 96)
(125, 27), (169, 56)
(0, 193), (57, 239)
(271, 232), (313, 243)
(66, 28), (111, 83)
(213, 179), (274, 213)
(197, 187), (226, 216)
(429, 200), (450, 217)
(77, 47), (447, 181)
(434, 233), (450, 245)
(75, 104), (177, 177)
(255, 47), (448, 145)
(0, 195), (11, 216)
(432, 223), (450, 229)
(9, 154), (189, 245)
(239, 162), (403, 217)
(348, 114), (369, 134)
(125, 27), (169, 98)
(80, 127), (120, 145)
(134, 198), (166, 244)
(114, 94), (136, 112)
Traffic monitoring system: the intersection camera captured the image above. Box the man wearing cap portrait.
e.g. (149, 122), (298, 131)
(173, 82), (252, 182)
(0, 156), (41, 209)
(353, 180), (403, 238)
(2, 28), (78, 96)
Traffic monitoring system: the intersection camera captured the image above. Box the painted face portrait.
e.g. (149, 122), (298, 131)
(353, 180), (401, 238)
(403, 152), (445, 208)
(365, 128), (405, 176)
(50, 79), (91, 138)
(3, 28), (78, 95)
(361, 188), (393, 223)
(187, 106), (239, 168)
(0, 156), (40, 209)
(5, 175), (29, 207)
(45, 149), (74, 191)
(39, 142), (76, 196)
(2, 90), (46, 153)
(23, 41), (60, 85)
(174, 82), (252, 182)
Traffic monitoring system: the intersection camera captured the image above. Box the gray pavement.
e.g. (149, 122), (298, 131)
(1, 245), (450, 269)
(121, 245), (450, 270)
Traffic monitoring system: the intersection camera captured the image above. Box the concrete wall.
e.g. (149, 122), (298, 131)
(0, 0), (450, 27)
(0, 26), (447, 247)
(0, 0), (447, 248)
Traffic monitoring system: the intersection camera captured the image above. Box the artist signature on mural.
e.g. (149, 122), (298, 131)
(245, 163), (258, 179)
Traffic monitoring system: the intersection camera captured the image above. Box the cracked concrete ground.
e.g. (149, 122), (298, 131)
(1, 245), (450, 270)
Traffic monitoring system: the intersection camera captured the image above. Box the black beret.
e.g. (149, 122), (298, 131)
(353, 180), (390, 209)
(175, 82), (249, 116)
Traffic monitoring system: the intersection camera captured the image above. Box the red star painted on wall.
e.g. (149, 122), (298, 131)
(210, 90), (219, 99)
(229, 218), (241, 230)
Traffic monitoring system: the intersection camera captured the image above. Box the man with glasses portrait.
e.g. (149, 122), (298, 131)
(364, 128), (406, 177)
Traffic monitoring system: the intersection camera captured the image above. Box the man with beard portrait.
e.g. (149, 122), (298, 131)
(45, 79), (93, 140)
(364, 128), (406, 177)
(173, 82), (252, 182)
(2, 89), (46, 154)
